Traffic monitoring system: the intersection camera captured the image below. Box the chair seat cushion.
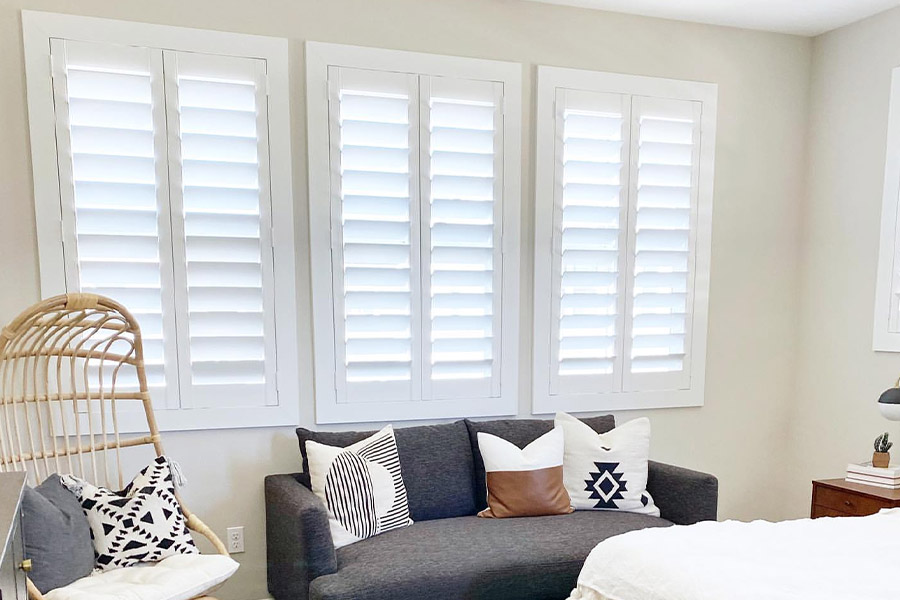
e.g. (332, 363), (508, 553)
(309, 511), (672, 600)
(43, 553), (239, 600)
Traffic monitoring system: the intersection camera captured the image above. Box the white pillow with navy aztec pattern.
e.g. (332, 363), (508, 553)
(306, 425), (412, 548)
(60, 456), (198, 571)
(555, 413), (660, 517)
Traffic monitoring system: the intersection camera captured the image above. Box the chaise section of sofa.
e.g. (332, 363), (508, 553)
(266, 417), (718, 600)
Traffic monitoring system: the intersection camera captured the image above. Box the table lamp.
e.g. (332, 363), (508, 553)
(878, 379), (900, 421)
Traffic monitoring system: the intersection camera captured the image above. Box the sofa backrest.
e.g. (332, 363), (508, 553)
(465, 415), (616, 511)
(295, 414), (617, 521)
(296, 420), (476, 521)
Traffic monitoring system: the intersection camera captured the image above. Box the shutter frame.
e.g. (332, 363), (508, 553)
(622, 95), (702, 393)
(533, 66), (716, 414)
(548, 88), (631, 397)
(164, 50), (279, 410)
(328, 66), (422, 405)
(307, 42), (521, 424)
(49, 38), (181, 412)
(423, 75), (504, 401)
(25, 12), (299, 431)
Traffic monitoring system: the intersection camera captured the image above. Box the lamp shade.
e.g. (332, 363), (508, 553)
(878, 387), (900, 421)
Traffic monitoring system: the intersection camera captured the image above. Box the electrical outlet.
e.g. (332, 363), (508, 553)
(226, 526), (245, 554)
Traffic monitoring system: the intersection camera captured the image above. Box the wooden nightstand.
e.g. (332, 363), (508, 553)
(811, 478), (900, 518)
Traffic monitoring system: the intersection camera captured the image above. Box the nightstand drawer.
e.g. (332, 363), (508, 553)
(811, 504), (851, 518)
(815, 486), (890, 516)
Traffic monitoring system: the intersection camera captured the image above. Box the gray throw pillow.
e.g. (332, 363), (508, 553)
(21, 474), (94, 593)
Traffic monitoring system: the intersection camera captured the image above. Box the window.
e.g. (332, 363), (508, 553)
(306, 42), (521, 424)
(23, 12), (299, 431)
(532, 66), (716, 414)
(874, 67), (900, 351)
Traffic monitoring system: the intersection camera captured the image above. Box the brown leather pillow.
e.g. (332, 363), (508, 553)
(476, 428), (573, 518)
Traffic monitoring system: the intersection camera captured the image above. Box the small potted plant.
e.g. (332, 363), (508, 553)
(874, 432), (893, 468)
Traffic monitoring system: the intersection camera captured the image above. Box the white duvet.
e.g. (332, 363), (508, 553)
(569, 508), (900, 600)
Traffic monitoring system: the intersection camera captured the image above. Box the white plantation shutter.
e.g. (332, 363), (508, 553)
(422, 76), (503, 400)
(875, 68), (900, 352)
(30, 16), (296, 430)
(328, 67), (420, 404)
(49, 39), (179, 409)
(328, 69), (506, 404)
(550, 89), (629, 396)
(308, 43), (521, 423)
(164, 51), (277, 409)
(534, 67), (715, 413)
(624, 96), (701, 391)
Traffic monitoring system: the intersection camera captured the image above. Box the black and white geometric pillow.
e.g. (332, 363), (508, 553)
(555, 413), (660, 517)
(60, 456), (198, 571)
(306, 425), (413, 548)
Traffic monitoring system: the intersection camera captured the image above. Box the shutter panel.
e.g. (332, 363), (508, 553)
(49, 39), (179, 408)
(328, 67), (421, 403)
(549, 89), (630, 396)
(421, 76), (503, 400)
(163, 51), (278, 409)
(624, 96), (702, 391)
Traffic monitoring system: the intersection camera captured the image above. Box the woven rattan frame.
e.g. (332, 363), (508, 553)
(0, 293), (228, 599)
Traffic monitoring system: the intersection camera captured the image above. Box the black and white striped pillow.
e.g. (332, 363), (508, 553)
(306, 425), (412, 548)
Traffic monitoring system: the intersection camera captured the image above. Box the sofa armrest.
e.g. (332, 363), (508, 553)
(266, 474), (337, 600)
(646, 461), (718, 526)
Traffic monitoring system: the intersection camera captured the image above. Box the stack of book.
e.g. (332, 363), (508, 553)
(846, 462), (900, 489)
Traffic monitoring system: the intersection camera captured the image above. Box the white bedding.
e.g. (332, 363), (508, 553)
(568, 508), (900, 600)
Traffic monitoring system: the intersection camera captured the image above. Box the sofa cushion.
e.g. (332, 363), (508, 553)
(297, 420), (476, 521)
(465, 416), (615, 511)
(309, 511), (671, 600)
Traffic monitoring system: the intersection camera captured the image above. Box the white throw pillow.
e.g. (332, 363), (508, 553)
(476, 428), (573, 518)
(60, 456), (198, 572)
(555, 413), (659, 516)
(306, 425), (412, 548)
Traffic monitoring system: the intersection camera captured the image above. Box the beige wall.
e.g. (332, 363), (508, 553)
(0, 0), (812, 597)
(785, 5), (900, 517)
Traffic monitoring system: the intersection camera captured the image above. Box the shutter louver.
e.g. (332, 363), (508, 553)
(624, 96), (701, 391)
(329, 67), (420, 403)
(550, 90), (629, 395)
(50, 39), (179, 407)
(422, 77), (502, 400)
(165, 51), (278, 408)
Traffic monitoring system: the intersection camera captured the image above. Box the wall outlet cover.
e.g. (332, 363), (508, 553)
(226, 526), (245, 553)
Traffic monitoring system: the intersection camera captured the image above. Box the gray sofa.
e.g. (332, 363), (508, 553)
(265, 416), (718, 600)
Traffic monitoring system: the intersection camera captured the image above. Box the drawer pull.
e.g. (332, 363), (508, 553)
(20, 558), (32, 572)
(844, 500), (852, 506)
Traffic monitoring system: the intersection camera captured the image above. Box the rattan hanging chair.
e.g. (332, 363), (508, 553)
(0, 293), (230, 600)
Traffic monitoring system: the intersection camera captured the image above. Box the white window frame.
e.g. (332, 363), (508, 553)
(22, 11), (300, 431)
(306, 42), (521, 425)
(874, 67), (900, 352)
(532, 66), (717, 414)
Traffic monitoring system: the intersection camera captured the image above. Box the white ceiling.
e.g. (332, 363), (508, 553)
(522, 0), (900, 36)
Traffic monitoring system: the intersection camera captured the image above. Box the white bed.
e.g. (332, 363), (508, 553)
(568, 508), (900, 600)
